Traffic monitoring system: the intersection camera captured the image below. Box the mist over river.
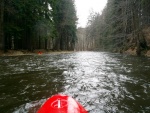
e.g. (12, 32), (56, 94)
(0, 52), (149, 113)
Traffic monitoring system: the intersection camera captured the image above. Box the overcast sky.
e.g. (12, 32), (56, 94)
(75, 0), (107, 28)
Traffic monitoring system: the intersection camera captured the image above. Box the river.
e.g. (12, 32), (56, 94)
(0, 52), (149, 113)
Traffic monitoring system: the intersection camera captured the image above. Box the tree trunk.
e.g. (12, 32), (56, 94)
(45, 38), (47, 50)
(0, 0), (4, 50)
(38, 36), (41, 49)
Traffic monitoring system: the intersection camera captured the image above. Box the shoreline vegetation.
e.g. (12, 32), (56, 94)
(0, 0), (77, 53)
(124, 49), (150, 57)
(0, 50), (74, 56)
(1, 49), (150, 57)
(1, 1), (150, 57)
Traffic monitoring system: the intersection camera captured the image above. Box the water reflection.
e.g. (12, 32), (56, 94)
(0, 52), (149, 113)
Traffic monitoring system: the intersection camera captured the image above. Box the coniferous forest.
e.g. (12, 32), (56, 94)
(1, 0), (150, 56)
(77, 0), (150, 56)
(0, 0), (77, 51)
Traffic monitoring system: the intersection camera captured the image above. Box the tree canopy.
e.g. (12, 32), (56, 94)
(0, 0), (77, 51)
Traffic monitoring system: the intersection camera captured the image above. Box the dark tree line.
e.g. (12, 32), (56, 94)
(0, 0), (77, 51)
(84, 0), (150, 54)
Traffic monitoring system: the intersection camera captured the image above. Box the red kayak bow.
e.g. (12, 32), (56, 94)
(37, 94), (88, 113)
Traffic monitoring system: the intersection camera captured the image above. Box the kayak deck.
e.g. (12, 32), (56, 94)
(38, 94), (88, 113)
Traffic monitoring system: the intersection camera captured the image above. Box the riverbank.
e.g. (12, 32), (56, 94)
(1, 49), (150, 57)
(123, 48), (150, 57)
(0, 50), (74, 56)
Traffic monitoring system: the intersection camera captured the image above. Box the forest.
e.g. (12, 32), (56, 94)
(76, 0), (150, 56)
(1, 0), (150, 56)
(0, 0), (77, 52)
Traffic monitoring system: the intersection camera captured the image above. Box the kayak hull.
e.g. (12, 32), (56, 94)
(37, 94), (88, 113)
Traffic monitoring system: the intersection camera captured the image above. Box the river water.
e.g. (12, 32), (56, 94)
(0, 52), (149, 113)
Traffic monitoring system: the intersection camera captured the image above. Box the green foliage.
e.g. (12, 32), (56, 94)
(51, 0), (77, 50)
(2, 0), (77, 50)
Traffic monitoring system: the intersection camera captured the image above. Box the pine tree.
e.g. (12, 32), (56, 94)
(0, 0), (4, 50)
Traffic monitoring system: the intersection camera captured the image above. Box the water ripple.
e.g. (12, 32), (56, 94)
(0, 52), (150, 113)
